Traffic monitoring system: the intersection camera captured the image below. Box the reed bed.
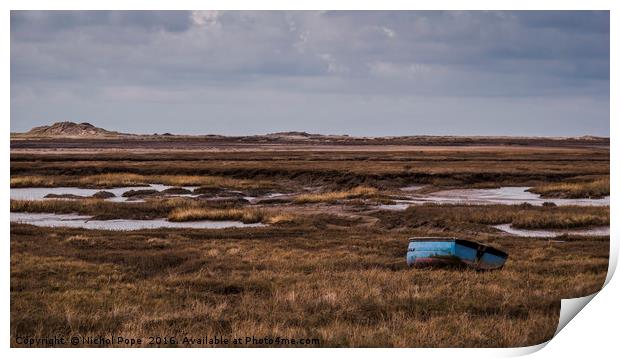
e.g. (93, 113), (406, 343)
(511, 212), (608, 229)
(168, 207), (267, 224)
(378, 204), (609, 230)
(294, 186), (378, 204)
(528, 177), (609, 199)
(10, 199), (179, 220)
(11, 198), (295, 225)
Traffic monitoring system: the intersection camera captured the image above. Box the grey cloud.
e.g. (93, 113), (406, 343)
(11, 11), (193, 39)
(10, 11), (609, 135)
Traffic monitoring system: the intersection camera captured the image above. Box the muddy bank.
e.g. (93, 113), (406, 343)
(10, 184), (200, 202)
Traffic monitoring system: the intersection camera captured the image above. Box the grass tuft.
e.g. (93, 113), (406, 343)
(294, 186), (378, 204)
(511, 212), (608, 229)
(528, 177), (609, 199)
(168, 207), (267, 224)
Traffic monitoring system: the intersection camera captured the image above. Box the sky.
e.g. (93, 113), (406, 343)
(10, 11), (610, 136)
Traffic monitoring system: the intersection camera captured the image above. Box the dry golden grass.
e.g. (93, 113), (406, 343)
(10, 198), (299, 225)
(529, 177), (609, 199)
(10, 221), (608, 347)
(512, 212), (608, 229)
(168, 207), (296, 225)
(10, 173), (272, 190)
(78, 173), (146, 187)
(265, 213), (296, 225)
(294, 186), (378, 203)
(10, 199), (178, 220)
(378, 205), (609, 230)
(10, 176), (56, 187)
(153, 175), (271, 189)
(168, 207), (266, 224)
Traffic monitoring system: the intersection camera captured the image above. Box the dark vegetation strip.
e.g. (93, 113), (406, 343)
(11, 198), (610, 230)
(376, 204), (610, 230)
(10, 167), (607, 190)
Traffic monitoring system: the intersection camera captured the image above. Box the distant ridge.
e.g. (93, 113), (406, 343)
(24, 121), (124, 137)
(12, 121), (609, 148)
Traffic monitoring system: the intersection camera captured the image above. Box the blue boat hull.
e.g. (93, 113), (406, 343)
(406, 238), (508, 270)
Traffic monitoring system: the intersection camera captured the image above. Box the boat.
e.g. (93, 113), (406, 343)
(406, 237), (508, 270)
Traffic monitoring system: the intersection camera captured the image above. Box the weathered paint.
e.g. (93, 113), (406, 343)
(406, 237), (508, 270)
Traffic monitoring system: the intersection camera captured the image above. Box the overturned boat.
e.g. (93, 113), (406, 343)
(406, 237), (508, 270)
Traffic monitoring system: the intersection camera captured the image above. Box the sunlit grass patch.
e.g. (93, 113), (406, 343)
(380, 204), (609, 231)
(10, 197), (298, 225)
(168, 207), (296, 224)
(264, 213), (296, 225)
(10, 198), (187, 220)
(10, 176), (57, 187)
(511, 212), (608, 229)
(168, 207), (267, 223)
(78, 173), (147, 187)
(152, 175), (271, 189)
(529, 177), (609, 199)
(294, 186), (378, 204)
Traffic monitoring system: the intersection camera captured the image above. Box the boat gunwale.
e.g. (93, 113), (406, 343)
(407, 237), (508, 259)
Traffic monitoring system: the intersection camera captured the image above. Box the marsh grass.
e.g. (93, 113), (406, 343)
(11, 146), (609, 191)
(511, 212), (607, 229)
(9, 143), (610, 347)
(10, 173), (272, 190)
(378, 204), (609, 230)
(168, 207), (267, 224)
(10, 222), (608, 347)
(264, 213), (296, 224)
(10, 198), (294, 225)
(10, 198), (178, 219)
(10, 176), (56, 187)
(11, 196), (608, 230)
(294, 186), (378, 203)
(529, 177), (609, 199)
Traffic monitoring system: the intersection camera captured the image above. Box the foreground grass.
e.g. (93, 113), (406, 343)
(294, 186), (378, 203)
(528, 177), (609, 199)
(10, 173), (272, 190)
(10, 221), (608, 347)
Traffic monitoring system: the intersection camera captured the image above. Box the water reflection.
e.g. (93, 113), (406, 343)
(492, 223), (609, 237)
(10, 212), (265, 230)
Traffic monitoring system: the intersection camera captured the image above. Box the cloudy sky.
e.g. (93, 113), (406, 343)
(11, 11), (609, 136)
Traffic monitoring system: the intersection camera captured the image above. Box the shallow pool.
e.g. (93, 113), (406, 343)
(10, 212), (265, 230)
(10, 184), (199, 202)
(492, 223), (609, 238)
(378, 186), (609, 210)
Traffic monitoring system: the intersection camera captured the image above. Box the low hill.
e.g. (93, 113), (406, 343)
(22, 121), (124, 137)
